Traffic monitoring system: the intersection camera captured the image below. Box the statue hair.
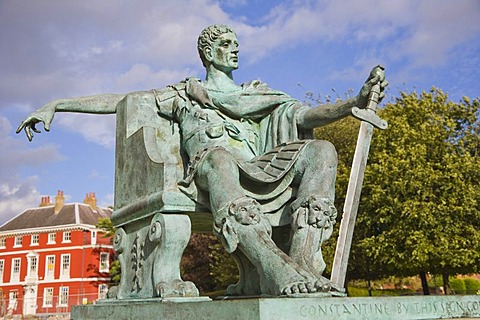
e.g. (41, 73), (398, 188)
(197, 24), (236, 67)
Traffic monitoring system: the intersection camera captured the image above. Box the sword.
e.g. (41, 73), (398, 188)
(330, 65), (387, 289)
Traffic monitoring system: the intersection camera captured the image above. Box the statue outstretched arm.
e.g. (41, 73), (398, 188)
(16, 93), (125, 141)
(297, 65), (388, 129)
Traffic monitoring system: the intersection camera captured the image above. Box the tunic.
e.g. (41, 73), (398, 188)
(154, 78), (313, 215)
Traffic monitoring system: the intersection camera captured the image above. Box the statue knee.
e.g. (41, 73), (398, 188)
(204, 148), (236, 169)
(306, 140), (337, 164)
(197, 147), (237, 177)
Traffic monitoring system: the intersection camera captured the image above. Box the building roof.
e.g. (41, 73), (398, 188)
(0, 203), (112, 233)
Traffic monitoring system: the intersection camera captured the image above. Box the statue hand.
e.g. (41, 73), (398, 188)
(357, 65), (388, 109)
(16, 102), (56, 141)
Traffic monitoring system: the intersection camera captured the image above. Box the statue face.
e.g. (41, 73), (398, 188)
(208, 32), (239, 72)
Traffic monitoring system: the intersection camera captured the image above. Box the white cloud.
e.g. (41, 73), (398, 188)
(56, 113), (116, 148)
(0, 177), (41, 225)
(237, 0), (480, 72)
(113, 64), (197, 92)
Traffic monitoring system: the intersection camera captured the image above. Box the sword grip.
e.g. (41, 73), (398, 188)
(366, 83), (381, 112)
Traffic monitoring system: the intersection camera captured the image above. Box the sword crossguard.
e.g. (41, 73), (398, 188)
(352, 107), (388, 130)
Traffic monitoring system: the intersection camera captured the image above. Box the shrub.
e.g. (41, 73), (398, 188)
(464, 278), (480, 295)
(450, 278), (466, 295)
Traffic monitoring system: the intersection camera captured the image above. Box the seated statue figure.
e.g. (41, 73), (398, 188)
(17, 24), (387, 296)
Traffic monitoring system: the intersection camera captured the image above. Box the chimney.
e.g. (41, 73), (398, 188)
(54, 190), (65, 214)
(84, 192), (97, 211)
(39, 196), (52, 207)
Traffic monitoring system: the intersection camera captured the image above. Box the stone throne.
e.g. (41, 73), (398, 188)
(110, 91), (210, 299)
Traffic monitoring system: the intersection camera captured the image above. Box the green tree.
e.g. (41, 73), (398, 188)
(181, 233), (217, 293)
(181, 233), (238, 294)
(96, 217), (121, 285)
(355, 89), (480, 293)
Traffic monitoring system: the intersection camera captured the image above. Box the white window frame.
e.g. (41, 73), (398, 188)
(0, 259), (4, 283)
(28, 256), (38, 277)
(0, 238), (6, 249)
(99, 252), (109, 273)
(45, 255), (55, 280)
(47, 233), (56, 244)
(91, 230), (97, 245)
(13, 236), (22, 248)
(30, 234), (39, 246)
(62, 231), (71, 243)
(11, 258), (21, 282)
(58, 286), (69, 306)
(43, 287), (53, 307)
(98, 284), (108, 300)
(60, 254), (70, 279)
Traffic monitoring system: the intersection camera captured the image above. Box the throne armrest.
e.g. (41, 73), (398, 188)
(111, 91), (201, 226)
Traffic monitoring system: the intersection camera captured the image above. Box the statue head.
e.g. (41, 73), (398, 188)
(197, 24), (237, 68)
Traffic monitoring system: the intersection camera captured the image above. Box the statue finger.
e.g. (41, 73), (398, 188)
(31, 123), (41, 133)
(367, 75), (381, 86)
(381, 80), (389, 88)
(15, 120), (28, 134)
(44, 119), (51, 131)
(24, 126), (33, 141)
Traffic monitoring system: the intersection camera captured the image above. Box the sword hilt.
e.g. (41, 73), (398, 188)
(351, 65), (388, 129)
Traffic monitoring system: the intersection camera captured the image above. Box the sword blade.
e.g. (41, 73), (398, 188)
(330, 79), (384, 288)
(331, 119), (374, 288)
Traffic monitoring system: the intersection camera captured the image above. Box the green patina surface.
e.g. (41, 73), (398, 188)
(73, 295), (480, 320)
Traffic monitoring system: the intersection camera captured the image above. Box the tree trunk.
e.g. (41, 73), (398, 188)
(442, 272), (450, 295)
(419, 271), (430, 295)
(367, 278), (372, 297)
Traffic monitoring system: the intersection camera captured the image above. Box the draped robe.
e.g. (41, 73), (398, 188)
(154, 78), (314, 221)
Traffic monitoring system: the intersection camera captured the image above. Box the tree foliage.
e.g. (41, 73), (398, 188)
(358, 89), (480, 279)
(181, 233), (238, 293)
(96, 217), (121, 284)
(316, 89), (480, 286)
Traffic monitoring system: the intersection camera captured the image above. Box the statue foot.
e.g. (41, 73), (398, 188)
(281, 279), (333, 295)
(156, 279), (199, 298)
(282, 278), (344, 296)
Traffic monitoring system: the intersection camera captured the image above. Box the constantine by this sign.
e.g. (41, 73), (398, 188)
(295, 296), (480, 319)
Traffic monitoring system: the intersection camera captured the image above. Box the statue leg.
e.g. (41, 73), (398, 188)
(225, 250), (261, 296)
(289, 140), (338, 280)
(196, 148), (328, 295)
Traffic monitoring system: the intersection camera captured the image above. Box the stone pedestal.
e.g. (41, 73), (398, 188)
(73, 295), (480, 320)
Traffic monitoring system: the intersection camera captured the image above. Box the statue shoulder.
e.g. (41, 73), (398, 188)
(241, 80), (289, 96)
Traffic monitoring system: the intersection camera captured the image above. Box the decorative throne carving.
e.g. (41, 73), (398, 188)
(110, 91), (208, 299)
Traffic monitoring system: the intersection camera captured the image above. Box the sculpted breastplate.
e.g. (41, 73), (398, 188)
(179, 99), (258, 162)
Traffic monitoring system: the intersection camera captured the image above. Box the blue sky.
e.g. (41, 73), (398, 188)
(0, 0), (479, 224)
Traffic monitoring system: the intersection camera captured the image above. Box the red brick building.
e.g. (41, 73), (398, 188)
(0, 191), (114, 318)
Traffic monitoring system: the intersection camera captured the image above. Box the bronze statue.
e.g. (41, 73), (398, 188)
(17, 24), (387, 297)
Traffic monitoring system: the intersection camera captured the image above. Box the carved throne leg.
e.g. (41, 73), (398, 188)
(109, 212), (200, 299)
(150, 213), (200, 298)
